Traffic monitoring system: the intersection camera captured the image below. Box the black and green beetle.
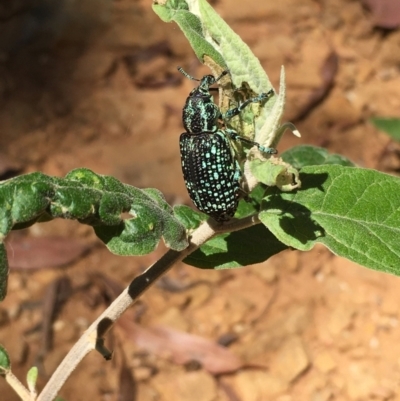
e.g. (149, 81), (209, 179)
(178, 67), (276, 222)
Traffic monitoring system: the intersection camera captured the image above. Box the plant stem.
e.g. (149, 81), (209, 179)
(4, 371), (33, 401)
(36, 216), (260, 401)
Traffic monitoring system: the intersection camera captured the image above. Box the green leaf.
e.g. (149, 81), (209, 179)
(51, 185), (104, 221)
(153, 0), (284, 149)
(184, 224), (288, 269)
(0, 173), (54, 236)
(281, 145), (355, 168)
(26, 366), (38, 393)
(152, 0), (226, 67)
(198, 0), (291, 149)
(234, 185), (266, 218)
(250, 160), (288, 187)
(94, 186), (188, 256)
(0, 169), (189, 287)
(370, 117), (400, 142)
(173, 205), (206, 230)
(259, 165), (400, 275)
(197, 0), (271, 90)
(248, 158), (301, 193)
(63, 168), (132, 225)
(0, 244), (8, 301)
(0, 344), (10, 375)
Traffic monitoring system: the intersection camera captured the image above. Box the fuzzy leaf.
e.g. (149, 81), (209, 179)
(152, 0), (226, 67)
(185, 224), (287, 269)
(260, 165), (400, 275)
(0, 169), (189, 295)
(281, 145), (355, 168)
(153, 0), (283, 147)
(197, 0), (272, 92)
(173, 205), (206, 230)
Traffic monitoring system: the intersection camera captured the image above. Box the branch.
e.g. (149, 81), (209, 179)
(4, 371), (33, 401)
(36, 215), (261, 401)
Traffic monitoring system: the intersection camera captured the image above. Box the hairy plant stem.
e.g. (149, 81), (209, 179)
(36, 215), (260, 401)
(4, 371), (33, 401)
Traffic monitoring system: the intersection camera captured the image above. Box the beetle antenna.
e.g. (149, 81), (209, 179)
(177, 67), (200, 82)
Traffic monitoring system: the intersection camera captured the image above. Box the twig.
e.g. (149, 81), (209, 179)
(4, 370), (33, 401)
(36, 216), (260, 401)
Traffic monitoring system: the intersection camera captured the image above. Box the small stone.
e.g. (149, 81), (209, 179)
(152, 370), (217, 401)
(283, 306), (312, 335)
(345, 362), (377, 400)
(183, 284), (212, 309)
(370, 385), (394, 400)
(327, 303), (355, 336)
(271, 336), (310, 383)
(249, 262), (277, 283)
(233, 370), (288, 400)
(336, 330), (359, 352)
(271, 250), (299, 273)
(313, 351), (336, 373)
(134, 366), (154, 381)
(369, 337), (380, 349)
(153, 307), (188, 332)
(377, 315), (398, 329)
(330, 373), (345, 390)
(312, 388), (334, 401)
(137, 382), (159, 401)
(380, 293), (400, 315)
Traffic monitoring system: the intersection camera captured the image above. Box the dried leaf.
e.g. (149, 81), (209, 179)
(363, 0), (400, 28)
(7, 237), (92, 270)
(119, 319), (243, 374)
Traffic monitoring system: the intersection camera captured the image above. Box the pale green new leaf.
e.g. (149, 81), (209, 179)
(0, 344), (10, 374)
(153, 0), (288, 148)
(196, 0), (272, 92)
(26, 366), (38, 393)
(152, 0), (226, 67)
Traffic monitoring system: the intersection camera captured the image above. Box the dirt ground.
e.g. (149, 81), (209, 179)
(0, 0), (400, 400)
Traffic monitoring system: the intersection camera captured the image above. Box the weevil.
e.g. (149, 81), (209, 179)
(178, 67), (276, 222)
